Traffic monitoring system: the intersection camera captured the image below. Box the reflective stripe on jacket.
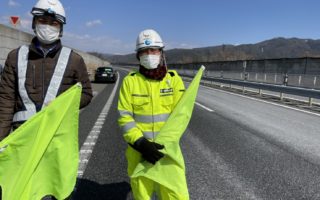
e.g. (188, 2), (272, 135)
(13, 45), (71, 122)
(118, 70), (185, 144)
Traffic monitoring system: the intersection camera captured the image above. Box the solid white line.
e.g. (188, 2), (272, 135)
(77, 72), (120, 178)
(195, 101), (215, 112)
(201, 84), (320, 117)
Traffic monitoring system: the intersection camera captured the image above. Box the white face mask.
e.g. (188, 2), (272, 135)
(35, 24), (60, 44)
(139, 54), (161, 69)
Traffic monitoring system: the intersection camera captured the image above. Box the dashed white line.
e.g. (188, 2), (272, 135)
(80, 149), (93, 153)
(195, 101), (215, 112)
(77, 72), (120, 178)
(83, 142), (96, 145)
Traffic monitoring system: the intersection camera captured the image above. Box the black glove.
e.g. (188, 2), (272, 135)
(131, 137), (165, 164)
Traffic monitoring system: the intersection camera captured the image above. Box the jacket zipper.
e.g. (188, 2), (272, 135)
(42, 58), (45, 100)
(149, 80), (155, 141)
(42, 51), (48, 100)
(32, 65), (36, 89)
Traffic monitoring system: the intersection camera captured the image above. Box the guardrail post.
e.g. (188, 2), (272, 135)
(204, 70), (208, 77)
(283, 73), (288, 86)
(314, 76), (317, 88)
(244, 72), (248, 80)
(309, 97), (313, 106)
(298, 75), (302, 86)
(280, 92), (284, 100)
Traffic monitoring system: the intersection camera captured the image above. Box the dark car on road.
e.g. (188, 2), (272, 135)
(94, 66), (117, 83)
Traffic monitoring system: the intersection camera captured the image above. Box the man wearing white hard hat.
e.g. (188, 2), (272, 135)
(0, 0), (92, 198)
(0, 0), (92, 138)
(118, 29), (187, 199)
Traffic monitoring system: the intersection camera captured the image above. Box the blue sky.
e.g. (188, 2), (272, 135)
(1, 0), (320, 55)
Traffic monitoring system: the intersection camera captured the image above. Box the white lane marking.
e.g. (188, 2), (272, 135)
(77, 72), (120, 178)
(201, 85), (320, 117)
(195, 101), (215, 112)
(80, 149), (93, 153)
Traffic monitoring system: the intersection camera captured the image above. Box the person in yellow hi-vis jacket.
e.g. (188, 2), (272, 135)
(118, 29), (186, 199)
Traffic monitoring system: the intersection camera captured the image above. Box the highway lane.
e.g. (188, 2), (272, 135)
(73, 69), (320, 199)
(184, 84), (320, 199)
(74, 71), (132, 199)
(196, 85), (320, 166)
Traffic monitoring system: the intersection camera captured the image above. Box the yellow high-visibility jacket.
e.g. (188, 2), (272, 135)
(118, 70), (185, 175)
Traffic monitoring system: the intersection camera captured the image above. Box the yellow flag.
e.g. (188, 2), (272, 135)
(0, 83), (82, 200)
(131, 66), (205, 199)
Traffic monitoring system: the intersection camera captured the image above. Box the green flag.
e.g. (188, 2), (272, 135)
(131, 66), (205, 199)
(0, 83), (82, 200)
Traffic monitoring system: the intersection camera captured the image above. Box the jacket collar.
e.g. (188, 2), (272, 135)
(29, 37), (62, 57)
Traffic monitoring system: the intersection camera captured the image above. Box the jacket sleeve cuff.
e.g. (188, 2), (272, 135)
(123, 129), (144, 145)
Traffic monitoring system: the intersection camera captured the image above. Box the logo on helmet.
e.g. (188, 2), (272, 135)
(145, 39), (152, 46)
(47, 8), (56, 14)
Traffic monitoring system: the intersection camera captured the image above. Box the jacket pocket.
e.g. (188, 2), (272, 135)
(132, 95), (150, 112)
(160, 95), (173, 105)
(160, 95), (173, 112)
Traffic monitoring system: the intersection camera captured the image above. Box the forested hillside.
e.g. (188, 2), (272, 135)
(89, 37), (320, 65)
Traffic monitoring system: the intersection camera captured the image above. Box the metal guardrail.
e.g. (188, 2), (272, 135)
(182, 74), (320, 106)
(177, 69), (320, 89)
(115, 65), (320, 105)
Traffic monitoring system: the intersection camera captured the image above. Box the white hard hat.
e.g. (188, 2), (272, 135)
(31, 0), (66, 24)
(136, 29), (164, 52)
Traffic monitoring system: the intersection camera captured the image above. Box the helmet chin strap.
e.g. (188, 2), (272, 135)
(161, 51), (168, 70)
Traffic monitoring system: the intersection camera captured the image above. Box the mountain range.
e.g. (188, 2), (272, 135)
(89, 37), (320, 65)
